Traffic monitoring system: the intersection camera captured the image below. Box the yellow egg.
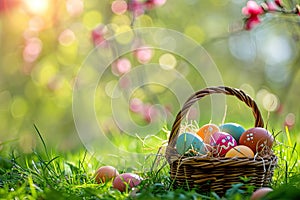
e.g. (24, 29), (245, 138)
(225, 145), (254, 158)
(197, 124), (219, 143)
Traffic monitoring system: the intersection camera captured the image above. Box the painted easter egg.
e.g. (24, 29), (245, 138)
(113, 173), (142, 192)
(95, 166), (119, 184)
(250, 187), (273, 200)
(219, 123), (245, 142)
(225, 145), (254, 158)
(197, 124), (220, 143)
(176, 132), (206, 155)
(239, 127), (274, 153)
(210, 132), (237, 157)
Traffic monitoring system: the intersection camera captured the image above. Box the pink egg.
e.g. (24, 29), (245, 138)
(95, 166), (119, 184)
(250, 187), (273, 200)
(210, 132), (237, 157)
(113, 173), (142, 192)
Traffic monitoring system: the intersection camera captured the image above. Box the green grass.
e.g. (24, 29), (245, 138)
(0, 126), (300, 200)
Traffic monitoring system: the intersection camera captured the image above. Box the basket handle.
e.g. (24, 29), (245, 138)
(166, 86), (264, 161)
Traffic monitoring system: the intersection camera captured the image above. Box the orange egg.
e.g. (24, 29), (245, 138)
(225, 145), (254, 158)
(94, 166), (119, 184)
(197, 124), (220, 143)
(250, 187), (273, 200)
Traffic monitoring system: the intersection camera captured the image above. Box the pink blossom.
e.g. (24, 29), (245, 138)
(266, 1), (278, 11)
(128, 0), (145, 16)
(91, 24), (108, 47)
(297, 5), (300, 16)
(242, 1), (264, 30)
(245, 15), (261, 30)
(242, 1), (264, 16)
(153, 0), (167, 6)
(128, 0), (167, 15)
(145, 0), (166, 9)
(275, 0), (283, 7)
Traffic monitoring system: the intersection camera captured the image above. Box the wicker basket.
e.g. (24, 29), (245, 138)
(165, 86), (277, 195)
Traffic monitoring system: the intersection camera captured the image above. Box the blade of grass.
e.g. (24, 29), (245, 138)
(28, 175), (37, 199)
(285, 126), (292, 147)
(33, 124), (50, 160)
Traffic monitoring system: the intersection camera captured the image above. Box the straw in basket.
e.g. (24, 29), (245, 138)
(165, 86), (277, 195)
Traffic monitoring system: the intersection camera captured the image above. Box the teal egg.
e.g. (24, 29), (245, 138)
(219, 123), (245, 142)
(175, 132), (205, 155)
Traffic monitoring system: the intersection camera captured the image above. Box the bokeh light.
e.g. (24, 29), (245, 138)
(285, 113), (295, 128)
(260, 35), (294, 66)
(130, 98), (143, 113)
(28, 16), (45, 31)
(11, 97), (28, 118)
(239, 83), (255, 98)
(256, 89), (280, 112)
(58, 29), (76, 46)
(111, 58), (132, 76)
(23, 37), (42, 63)
(184, 25), (205, 44)
(111, 0), (127, 15)
(83, 10), (102, 29)
(262, 92), (279, 112)
(105, 80), (118, 98)
(115, 25), (134, 44)
(159, 53), (177, 70)
(229, 33), (256, 62)
(66, 0), (83, 17)
(23, 0), (49, 15)
(134, 46), (153, 64)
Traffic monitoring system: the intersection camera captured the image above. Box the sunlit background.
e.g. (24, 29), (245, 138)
(0, 0), (299, 154)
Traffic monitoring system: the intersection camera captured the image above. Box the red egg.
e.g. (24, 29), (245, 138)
(113, 173), (142, 192)
(250, 187), (273, 200)
(210, 132), (237, 157)
(239, 127), (274, 153)
(94, 166), (119, 184)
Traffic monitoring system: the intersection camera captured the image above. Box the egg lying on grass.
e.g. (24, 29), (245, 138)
(113, 173), (142, 192)
(250, 187), (273, 200)
(94, 166), (119, 184)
